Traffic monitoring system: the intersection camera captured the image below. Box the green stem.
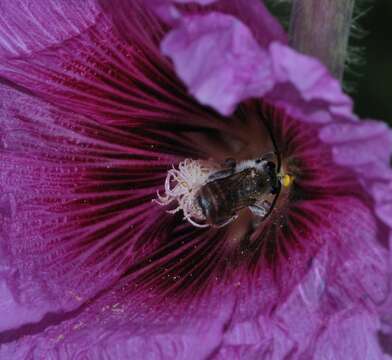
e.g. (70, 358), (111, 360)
(289, 0), (355, 80)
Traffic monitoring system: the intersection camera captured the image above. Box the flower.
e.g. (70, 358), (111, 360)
(0, 0), (391, 358)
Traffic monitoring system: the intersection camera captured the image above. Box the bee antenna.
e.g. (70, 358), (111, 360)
(259, 104), (283, 220)
(259, 106), (281, 173)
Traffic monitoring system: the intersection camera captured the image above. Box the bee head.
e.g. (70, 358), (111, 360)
(264, 161), (280, 194)
(265, 161), (276, 171)
(254, 158), (269, 171)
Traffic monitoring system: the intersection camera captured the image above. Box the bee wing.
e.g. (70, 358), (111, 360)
(212, 168), (252, 188)
(207, 168), (235, 182)
(213, 169), (257, 210)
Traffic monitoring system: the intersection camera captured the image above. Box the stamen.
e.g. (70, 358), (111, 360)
(154, 158), (219, 227)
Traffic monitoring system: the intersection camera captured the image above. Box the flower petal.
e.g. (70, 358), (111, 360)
(372, 182), (392, 204)
(213, 0), (287, 48)
(0, 81), (182, 307)
(312, 312), (384, 360)
(0, 80), (236, 355)
(320, 119), (392, 232)
(101, 0), (286, 116)
(319, 120), (392, 167)
(376, 204), (392, 228)
(0, 3), (237, 341)
(319, 121), (389, 144)
(160, 13), (353, 120)
(0, 297), (234, 359)
(144, 0), (287, 46)
(217, 226), (388, 358)
(266, 42), (354, 123)
(0, 0), (100, 58)
(0, 252), (60, 333)
(331, 135), (391, 166)
(161, 13), (274, 115)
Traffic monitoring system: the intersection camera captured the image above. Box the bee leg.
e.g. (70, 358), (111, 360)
(249, 200), (272, 221)
(249, 205), (268, 218)
(213, 215), (238, 228)
(250, 207), (268, 229)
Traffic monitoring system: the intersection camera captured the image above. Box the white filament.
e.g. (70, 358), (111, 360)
(154, 159), (219, 228)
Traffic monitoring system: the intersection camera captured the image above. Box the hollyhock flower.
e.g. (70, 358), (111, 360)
(0, 0), (391, 358)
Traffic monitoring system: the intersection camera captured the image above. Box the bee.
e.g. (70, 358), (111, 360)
(195, 154), (281, 227)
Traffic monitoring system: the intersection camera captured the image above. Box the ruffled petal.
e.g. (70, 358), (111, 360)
(160, 14), (353, 120)
(0, 254), (60, 332)
(218, 312), (384, 359)
(145, 0), (287, 46)
(312, 312), (384, 360)
(0, 0), (100, 58)
(372, 182), (392, 204)
(320, 120), (391, 168)
(266, 42), (354, 124)
(0, 296), (233, 359)
(319, 121), (389, 143)
(320, 120), (392, 231)
(331, 135), (391, 166)
(212, 0), (287, 48)
(217, 237), (388, 359)
(376, 205), (392, 228)
(101, 0), (286, 116)
(161, 13), (274, 115)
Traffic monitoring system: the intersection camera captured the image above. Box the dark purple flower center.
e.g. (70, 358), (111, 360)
(120, 102), (363, 302)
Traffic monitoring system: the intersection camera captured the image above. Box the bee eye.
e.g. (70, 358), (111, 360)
(266, 161), (276, 170)
(224, 157), (236, 168)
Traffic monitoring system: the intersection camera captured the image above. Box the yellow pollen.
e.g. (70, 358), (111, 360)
(281, 174), (294, 188)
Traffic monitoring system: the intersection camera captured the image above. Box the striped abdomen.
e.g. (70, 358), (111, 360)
(195, 168), (268, 226)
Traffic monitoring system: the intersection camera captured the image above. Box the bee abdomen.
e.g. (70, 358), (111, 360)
(196, 181), (232, 224)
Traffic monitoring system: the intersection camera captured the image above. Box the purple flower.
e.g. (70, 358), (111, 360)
(0, 0), (391, 358)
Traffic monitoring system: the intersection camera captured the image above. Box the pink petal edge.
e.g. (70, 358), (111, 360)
(161, 13), (274, 115)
